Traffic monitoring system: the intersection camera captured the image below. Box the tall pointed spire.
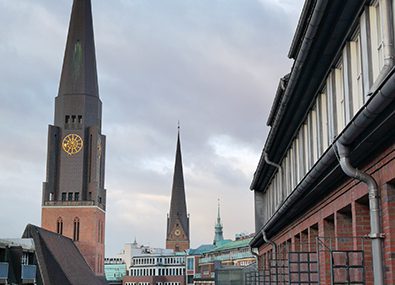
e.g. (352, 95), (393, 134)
(58, 0), (99, 97)
(166, 125), (190, 252)
(214, 199), (224, 245)
(42, 0), (106, 275)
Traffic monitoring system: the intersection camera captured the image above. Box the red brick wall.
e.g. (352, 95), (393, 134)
(166, 240), (190, 252)
(41, 206), (105, 275)
(256, 144), (395, 283)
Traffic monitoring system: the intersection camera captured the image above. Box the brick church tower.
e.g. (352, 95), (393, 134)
(41, 0), (106, 275)
(166, 128), (190, 252)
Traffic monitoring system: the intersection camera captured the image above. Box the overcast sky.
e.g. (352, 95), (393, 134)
(0, 0), (304, 256)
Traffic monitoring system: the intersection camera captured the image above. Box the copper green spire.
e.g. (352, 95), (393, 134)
(214, 199), (224, 245)
(58, 0), (99, 97)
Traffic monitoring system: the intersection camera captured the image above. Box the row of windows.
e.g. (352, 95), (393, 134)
(56, 217), (80, 241)
(133, 257), (185, 266)
(130, 267), (185, 277)
(262, 0), (394, 223)
(60, 192), (80, 201)
(65, 115), (83, 129)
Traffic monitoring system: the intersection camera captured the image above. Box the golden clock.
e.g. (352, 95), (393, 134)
(174, 229), (181, 236)
(62, 134), (83, 155)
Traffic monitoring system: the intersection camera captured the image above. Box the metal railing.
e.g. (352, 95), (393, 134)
(245, 237), (368, 285)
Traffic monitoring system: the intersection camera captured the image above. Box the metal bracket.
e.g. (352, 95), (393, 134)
(368, 233), (385, 239)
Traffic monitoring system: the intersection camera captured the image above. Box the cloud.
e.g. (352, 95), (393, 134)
(0, 0), (304, 255)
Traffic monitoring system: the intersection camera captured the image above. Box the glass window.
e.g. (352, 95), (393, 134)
(369, 1), (384, 81)
(311, 105), (318, 163)
(320, 90), (329, 151)
(327, 74), (336, 141)
(335, 61), (345, 135)
(350, 33), (365, 116)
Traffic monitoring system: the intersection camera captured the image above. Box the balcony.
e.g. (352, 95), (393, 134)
(21, 264), (36, 284)
(43, 200), (106, 210)
(199, 251), (254, 264)
(0, 262), (8, 284)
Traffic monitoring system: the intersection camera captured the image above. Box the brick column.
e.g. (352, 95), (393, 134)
(301, 230), (309, 251)
(319, 216), (335, 284)
(381, 182), (395, 283)
(335, 208), (353, 250)
(352, 199), (372, 284)
(293, 234), (301, 252)
(309, 224), (319, 252)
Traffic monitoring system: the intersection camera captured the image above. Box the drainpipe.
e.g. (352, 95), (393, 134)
(262, 230), (278, 285)
(263, 151), (284, 203)
(336, 142), (384, 285)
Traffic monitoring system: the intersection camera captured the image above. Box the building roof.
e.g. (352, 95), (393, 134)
(22, 224), (107, 285)
(250, 0), (366, 192)
(188, 244), (216, 255)
(209, 238), (252, 253)
(0, 239), (35, 251)
(58, 0), (99, 98)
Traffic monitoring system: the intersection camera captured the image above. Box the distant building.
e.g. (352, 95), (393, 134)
(41, 0), (107, 275)
(122, 249), (186, 285)
(114, 239), (150, 272)
(194, 234), (256, 285)
(0, 224), (106, 285)
(186, 245), (216, 285)
(105, 258), (127, 285)
(166, 128), (190, 252)
(250, 0), (395, 284)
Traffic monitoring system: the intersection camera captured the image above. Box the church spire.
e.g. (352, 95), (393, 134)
(214, 199), (224, 245)
(166, 126), (190, 252)
(42, 0), (106, 275)
(58, 0), (99, 98)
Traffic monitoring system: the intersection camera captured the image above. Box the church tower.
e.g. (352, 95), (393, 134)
(166, 127), (190, 252)
(213, 199), (224, 245)
(41, 0), (106, 275)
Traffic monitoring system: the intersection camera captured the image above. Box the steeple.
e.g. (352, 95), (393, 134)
(58, 0), (99, 98)
(214, 199), (224, 245)
(41, 0), (106, 276)
(166, 126), (190, 252)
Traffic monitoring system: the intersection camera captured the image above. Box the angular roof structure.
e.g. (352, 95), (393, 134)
(22, 224), (107, 285)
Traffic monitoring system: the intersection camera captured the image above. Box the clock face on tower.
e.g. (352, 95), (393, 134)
(174, 229), (181, 236)
(62, 134), (83, 155)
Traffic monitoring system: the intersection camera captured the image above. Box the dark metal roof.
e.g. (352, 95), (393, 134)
(251, 0), (366, 192)
(22, 224), (107, 285)
(167, 129), (189, 237)
(58, 0), (99, 98)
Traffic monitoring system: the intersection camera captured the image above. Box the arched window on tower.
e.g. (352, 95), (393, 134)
(73, 217), (80, 241)
(57, 217), (63, 235)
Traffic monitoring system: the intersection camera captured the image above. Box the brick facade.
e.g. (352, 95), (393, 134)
(256, 144), (395, 283)
(42, 206), (105, 274)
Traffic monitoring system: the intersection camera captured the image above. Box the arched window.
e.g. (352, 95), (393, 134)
(73, 217), (80, 241)
(57, 217), (63, 235)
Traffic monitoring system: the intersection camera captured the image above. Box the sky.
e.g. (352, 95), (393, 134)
(0, 0), (304, 256)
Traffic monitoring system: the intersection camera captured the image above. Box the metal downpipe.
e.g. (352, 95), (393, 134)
(262, 230), (278, 285)
(263, 151), (284, 203)
(336, 142), (384, 285)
